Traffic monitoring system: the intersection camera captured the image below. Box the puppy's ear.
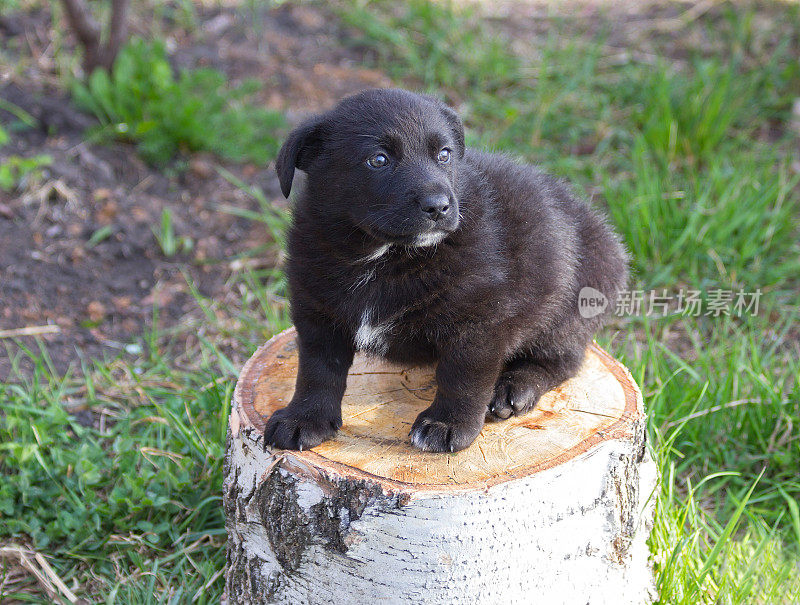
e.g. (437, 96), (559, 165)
(275, 115), (327, 198)
(439, 103), (465, 159)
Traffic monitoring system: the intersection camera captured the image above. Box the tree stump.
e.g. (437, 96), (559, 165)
(225, 328), (657, 605)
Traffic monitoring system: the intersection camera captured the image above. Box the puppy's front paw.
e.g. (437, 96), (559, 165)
(410, 407), (482, 453)
(263, 406), (341, 451)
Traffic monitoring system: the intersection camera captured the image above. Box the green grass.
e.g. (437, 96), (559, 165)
(0, 99), (52, 192)
(602, 147), (800, 288)
(152, 208), (194, 258)
(1, 335), (233, 601)
(3, 1), (800, 602)
(0, 152), (52, 192)
(71, 38), (286, 166)
(340, 0), (520, 96)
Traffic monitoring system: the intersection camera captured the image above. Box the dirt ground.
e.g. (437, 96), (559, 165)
(0, 2), (393, 380)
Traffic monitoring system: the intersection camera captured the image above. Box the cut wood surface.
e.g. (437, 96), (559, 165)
(232, 327), (642, 489)
(225, 327), (657, 604)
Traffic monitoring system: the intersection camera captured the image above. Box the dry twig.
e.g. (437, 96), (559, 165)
(0, 544), (81, 604)
(0, 325), (61, 339)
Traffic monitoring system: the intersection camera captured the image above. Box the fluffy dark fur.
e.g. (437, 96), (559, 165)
(264, 88), (628, 453)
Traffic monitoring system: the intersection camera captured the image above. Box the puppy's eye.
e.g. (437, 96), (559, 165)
(366, 153), (388, 169)
(437, 148), (452, 164)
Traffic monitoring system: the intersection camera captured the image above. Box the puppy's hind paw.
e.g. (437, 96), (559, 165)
(487, 370), (544, 421)
(263, 406), (341, 451)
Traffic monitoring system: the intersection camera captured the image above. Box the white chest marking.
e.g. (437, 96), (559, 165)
(354, 309), (391, 354)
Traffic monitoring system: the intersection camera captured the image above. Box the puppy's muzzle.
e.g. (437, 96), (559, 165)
(419, 193), (452, 222)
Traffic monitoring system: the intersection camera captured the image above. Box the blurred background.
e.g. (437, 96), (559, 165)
(0, 1), (798, 602)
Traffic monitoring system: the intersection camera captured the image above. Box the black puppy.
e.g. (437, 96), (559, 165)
(264, 88), (627, 453)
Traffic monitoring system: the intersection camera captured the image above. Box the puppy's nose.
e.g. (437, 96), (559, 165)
(419, 194), (450, 221)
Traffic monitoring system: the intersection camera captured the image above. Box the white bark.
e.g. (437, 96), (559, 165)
(224, 424), (658, 604)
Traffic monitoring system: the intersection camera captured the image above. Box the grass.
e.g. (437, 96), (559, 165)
(71, 38), (286, 166)
(1, 335), (233, 601)
(602, 147), (800, 289)
(2, 0), (800, 602)
(0, 99), (52, 192)
(152, 209), (194, 258)
(339, 0), (519, 95)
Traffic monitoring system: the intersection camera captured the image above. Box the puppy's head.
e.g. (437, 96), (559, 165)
(276, 89), (465, 247)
